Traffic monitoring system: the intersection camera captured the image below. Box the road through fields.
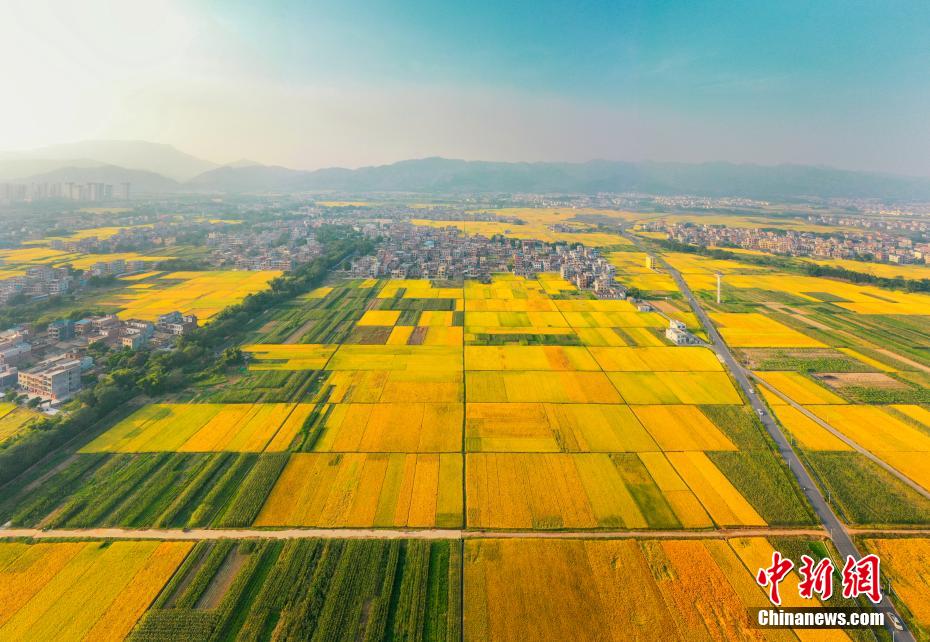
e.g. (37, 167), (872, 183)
(644, 242), (916, 642)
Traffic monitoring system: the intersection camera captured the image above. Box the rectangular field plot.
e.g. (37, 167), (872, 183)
(82, 403), (314, 453)
(0, 541), (190, 641)
(587, 346), (722, 371)
(314, 402), (462, 452)
(135, 539), (460, 642)
(466, 371), (623, 403)
(464, 345), (599, 370)
(256, 453), (463, 527)
(465, 452), (757, 529)
(464, 537), (852, 642)
(326, 345), (461, 372)
(771, 404), (853, 451)
(755, 371), (847, 404)
(324, 369), (463, 403)
(631, 405), (737, 451)
(607, 371), (741, 404)
(711, 312), (826, 348)
(242, 343), (337, 370)
(465, 403), (659, 452)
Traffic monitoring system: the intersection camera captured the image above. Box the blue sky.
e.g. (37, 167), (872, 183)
(3, 0), (929, 174)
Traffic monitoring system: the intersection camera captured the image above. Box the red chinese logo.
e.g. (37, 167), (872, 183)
(756, 551), (794, 606)
(841, 554), (882, 604)
(757, 551), (882, 605)
(798, 555), (834, 600)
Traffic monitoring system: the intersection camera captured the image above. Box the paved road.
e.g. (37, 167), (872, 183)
(0, 526), (829, 542)
(649, 247), (914, 641)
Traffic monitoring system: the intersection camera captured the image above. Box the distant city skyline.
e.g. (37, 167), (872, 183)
(2, 0), (929, 176)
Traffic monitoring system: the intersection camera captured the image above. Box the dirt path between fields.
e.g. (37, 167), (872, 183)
(0, 526), (828, 541)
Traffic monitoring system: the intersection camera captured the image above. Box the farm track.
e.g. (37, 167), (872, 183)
(0, 526), (829, 541)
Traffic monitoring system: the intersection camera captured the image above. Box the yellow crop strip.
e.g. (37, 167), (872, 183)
(243, 344), (338, 370)
(608, 371), (741, 404)
(255, 452), (463, 527)
(861, 538), (930, 635)
(464, 345), (600, 371)
(667, 453), (765, 527)
(464, 537), (849, 641)
(357, 310), (402, 326)
(712, 313), (826, 348)
(810, 405), (930, 453)
(588, 346), (723, 371)
(314, 402), (462, 452)
(632, 406), (737, 451)
(755, 371), (846, 404)
(771, 405), (852, 451)
(83, 403), (312, 453)
(0, 541), (190, 641)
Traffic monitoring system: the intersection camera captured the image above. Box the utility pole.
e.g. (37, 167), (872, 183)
(715, 272), (722, 304)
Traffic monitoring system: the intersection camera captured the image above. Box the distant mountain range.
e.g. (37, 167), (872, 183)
(0, 140), (216, 182)
(3, 140), (930, 200)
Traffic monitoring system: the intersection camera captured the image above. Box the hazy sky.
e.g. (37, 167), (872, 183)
(2, 0), (929, 174)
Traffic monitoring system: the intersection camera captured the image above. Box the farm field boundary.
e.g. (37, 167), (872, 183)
(0, 526), (828, 541)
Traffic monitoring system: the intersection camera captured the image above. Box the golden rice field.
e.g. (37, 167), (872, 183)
(314, 402), (462, 452)
(82, 403), (314, 453)
(712, 313), (826, 348)
(119, 271), (163, 281)
(806, 256), (930, 281)
(0, 247), (173, 271)
(357, 309), (402, 326)
(412, 207), (634, 247)
(466, 451), (760, 529)
(326, 345), (462, 372)
(324, 369), (463, 403)
(684, 268), (930, 315)
(0, 403), (40, 444)
(464, 537), (847, 642)
(664, 252), (778, 276)
(255, 452), (463, 527)
(466, 371), (623, 403)
(79, 275), (786, 535)
(106, 270), (282, 322)
(807, 404), (930, 492)
(465, 403), (658, 452)
(754, 371), (847, 405)
(608, 371), (741, 404)
(770, 404), (852, 451)
(630, 406), (737, 451)
(304, 285), (334, 298)
(808, 405), (930, 454)
(243, 343), (337, 369)
(0, 540), (190, 641)
(860, 538), (930, 639)
(587, 346), (723, 371)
